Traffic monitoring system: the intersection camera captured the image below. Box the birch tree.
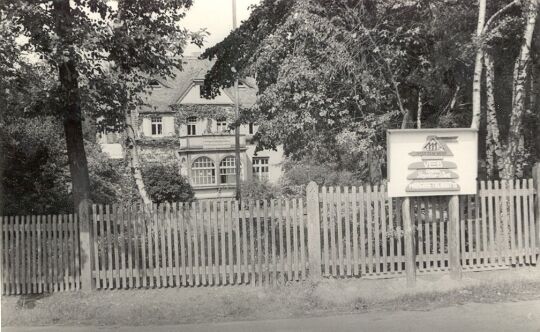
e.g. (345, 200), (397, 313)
(479, 0), (539, 178)
(471, 0), (486, 129)
(202, 0), (476, 180)
(500, 0), (539, 178)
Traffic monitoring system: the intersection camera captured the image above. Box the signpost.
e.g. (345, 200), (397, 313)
(387, 128), (478, 285)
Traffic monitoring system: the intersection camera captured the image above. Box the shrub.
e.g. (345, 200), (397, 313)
(142, 163), (194, 204)
(240, 179), (282, 201)
(281, 157), (363, 188)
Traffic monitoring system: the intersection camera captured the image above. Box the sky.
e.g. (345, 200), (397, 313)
(181, 0), (262, 55)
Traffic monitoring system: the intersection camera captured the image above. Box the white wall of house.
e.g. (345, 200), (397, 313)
(101, 144), (123, 159)
(97, 132), (123, 159)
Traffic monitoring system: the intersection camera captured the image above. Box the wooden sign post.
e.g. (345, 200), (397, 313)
(387, 129), (477, 285)
(402, 197), (416, 287)
(448, 195), (462, 279)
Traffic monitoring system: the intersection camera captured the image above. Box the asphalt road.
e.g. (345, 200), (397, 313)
(4, 299), (540, 332)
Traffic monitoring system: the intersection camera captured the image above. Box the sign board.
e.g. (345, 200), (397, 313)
(387, 128), (478, 197)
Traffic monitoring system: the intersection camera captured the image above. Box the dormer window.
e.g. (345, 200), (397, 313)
(148, 79), (161, 88)
(199, 85), (204, 97)
(194, 79), (206, 97)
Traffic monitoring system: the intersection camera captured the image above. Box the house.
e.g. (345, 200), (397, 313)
(99, 56), (283, 199)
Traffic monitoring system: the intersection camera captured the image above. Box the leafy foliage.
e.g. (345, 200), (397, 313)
(1, 0), (205, 208)
(141, 164), (194, 204)
(202, 0), (481, 181)
(203, 0), (540, 179)
(281, 157), (364, 187)
(0, 116), (124, 215)
(240, 179), (282, 201)
(1, 0), (205, 130)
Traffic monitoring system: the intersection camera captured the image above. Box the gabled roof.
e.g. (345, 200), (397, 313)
(139, 57), (257, 113)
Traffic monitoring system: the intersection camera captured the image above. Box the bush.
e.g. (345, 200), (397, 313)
(142, 163), (194, 204)
(240, 179), (282, 201)
(281, 157), (363, 188)
(0, 117), (127, 214)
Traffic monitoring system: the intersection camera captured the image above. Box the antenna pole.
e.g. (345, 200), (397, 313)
(232, 0), (242, 201)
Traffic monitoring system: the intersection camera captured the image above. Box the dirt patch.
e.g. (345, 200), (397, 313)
(3, 267), (540, 327)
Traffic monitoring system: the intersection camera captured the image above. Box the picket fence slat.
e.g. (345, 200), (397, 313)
(359, 187), (367, 275)
(241, 201), (248, 284)
(122, 205), (129, 288)
(528, 179), (537, 263)
(321, 187), (329, 275)
(299, 198), (306, 280)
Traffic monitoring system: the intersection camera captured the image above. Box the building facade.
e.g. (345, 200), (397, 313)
(99, 57), (283, 199)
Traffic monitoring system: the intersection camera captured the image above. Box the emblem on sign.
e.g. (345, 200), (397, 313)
(406, 136), (460, 192)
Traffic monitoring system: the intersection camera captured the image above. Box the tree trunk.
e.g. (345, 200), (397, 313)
(125, 111), (152, 205)
(484, 52), (503, 178)
(471, 0), (486, 129)
(54, 0), (91, 209)
(417, 89), (423, 129)
(401, 107), (413, 129)
(500, 0), (539, 179)
(533, 66), (540, 161)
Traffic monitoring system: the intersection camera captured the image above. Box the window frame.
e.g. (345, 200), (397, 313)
(187, 116), (197, 136)
(252, 157), (269, 181)
(216, 119), (228, 133)
(191, 156), (216, 185)
(150, 116), (163, 136)
(219, 156), (240, 185)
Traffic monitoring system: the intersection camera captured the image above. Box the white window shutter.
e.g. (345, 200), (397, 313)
(142, 117), (151, 137)
(163, 116), (175, 136)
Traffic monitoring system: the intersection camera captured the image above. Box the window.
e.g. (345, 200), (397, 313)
(192, 157), (215, 185)
(187, 117), (197, 136)
(199, 85), (205, 97)
(252, 157), (269, 181)
(216, 119), (228, 133)
(248, 123), (254, 135)
(148, 79), (161, 88)
(151, 116), (162, 136)
(220, 156), (238, 184)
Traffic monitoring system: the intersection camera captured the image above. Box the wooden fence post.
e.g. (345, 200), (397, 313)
(402, 197), (416, 287)
(533, 162), (540, 267)
(306, 181), (322, 280)
(448, 195), (462, 279)
(78, 199), (93, 291)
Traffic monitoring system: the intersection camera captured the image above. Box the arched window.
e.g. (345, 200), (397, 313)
(192, 157), (215, 185)
(219, 156), (240, 184)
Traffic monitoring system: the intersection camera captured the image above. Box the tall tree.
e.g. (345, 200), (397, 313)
(477, 0), (539, 178)
(2, 0), (203, 209)
(202, 0), (477, 180)
(471, 0), (487, 129)
(498, 0), (539, 177)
